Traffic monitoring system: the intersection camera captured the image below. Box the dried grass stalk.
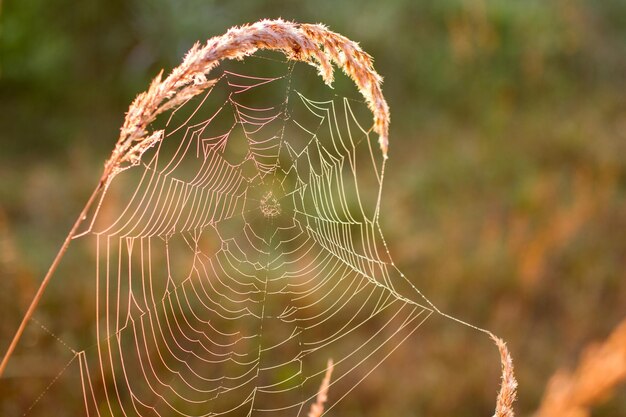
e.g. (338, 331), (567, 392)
(308, 359), (334, 417)
(534, 318), (626, 417)
(491, 333), (518, 417)
(1, 23), (517, 417)
(106, 18), (390, 183)
(432, 317), (517, 415)
(0, 19), (390, 378)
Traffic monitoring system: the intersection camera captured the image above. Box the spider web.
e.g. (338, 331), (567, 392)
(14, 53), (437, 417)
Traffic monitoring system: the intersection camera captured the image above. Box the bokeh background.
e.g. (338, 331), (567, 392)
(1, 0), (625, 416)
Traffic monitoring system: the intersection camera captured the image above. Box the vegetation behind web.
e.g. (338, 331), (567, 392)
(0, 1), (625, 416)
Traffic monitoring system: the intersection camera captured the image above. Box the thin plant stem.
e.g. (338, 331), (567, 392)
(0, 181), (104, 378)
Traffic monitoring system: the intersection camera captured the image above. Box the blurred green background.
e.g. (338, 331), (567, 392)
(1, 0), (625, 416)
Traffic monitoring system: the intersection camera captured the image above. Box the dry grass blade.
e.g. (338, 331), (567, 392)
(534, 318), (626, 417)
(491, 333), (518, 417)
(308, 359), (334, 417)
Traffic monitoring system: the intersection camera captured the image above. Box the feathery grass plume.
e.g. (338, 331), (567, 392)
(534, 318), (626, 417)
(308, 359), (334, 417)
(105, 18), (391, 186)
(491, 333), (518, 417)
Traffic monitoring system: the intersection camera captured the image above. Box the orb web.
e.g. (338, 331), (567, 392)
(56, 53), (435, 417)
(1, 20), (517, 417)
